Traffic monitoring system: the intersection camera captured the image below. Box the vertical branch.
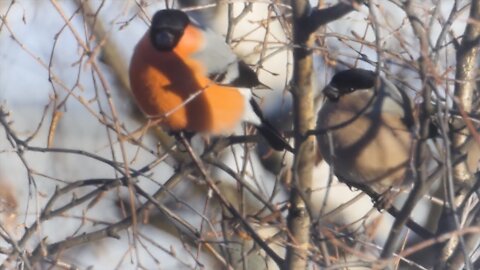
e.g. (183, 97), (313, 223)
(381, 0), (434, 260)
(284, 1), (359, 268)
(285, 0), (315, 269)
(452, 0), (480, 185)
(442, 1), (480, 268)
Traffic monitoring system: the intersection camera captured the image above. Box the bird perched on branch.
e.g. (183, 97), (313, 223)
(129, 9), (292, 152)
(316, 68), (416, 205)
(316, 69), (480, 207)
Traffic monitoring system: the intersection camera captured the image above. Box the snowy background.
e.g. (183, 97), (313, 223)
(0, 0), (472, 269)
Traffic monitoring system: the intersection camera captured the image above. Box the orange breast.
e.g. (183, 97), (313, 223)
(129, 26), (246, 134)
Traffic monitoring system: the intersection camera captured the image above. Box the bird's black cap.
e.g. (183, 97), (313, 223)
(150, 9), (190, 51)
(324, 68), (376, 101)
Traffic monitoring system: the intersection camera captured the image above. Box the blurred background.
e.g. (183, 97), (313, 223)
(0, 0), (475, 269)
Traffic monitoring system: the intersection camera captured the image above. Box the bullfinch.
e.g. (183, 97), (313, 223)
(316, 68), (415, 201)
(129, 9), (292, 151)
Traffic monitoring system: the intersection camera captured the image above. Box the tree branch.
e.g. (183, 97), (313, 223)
(381, 0), (436, 260)
(441, 1), (480, 268)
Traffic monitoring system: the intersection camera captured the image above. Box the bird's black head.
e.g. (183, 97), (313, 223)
(324, 68), (376, 101)
(150, 9), (190, 51)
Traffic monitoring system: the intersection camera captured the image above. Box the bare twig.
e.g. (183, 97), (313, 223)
(381, 0), (436, 260)
(285, 1), (360, 269)
(441, 0), (480, 268)
(175, 133), (285, 267)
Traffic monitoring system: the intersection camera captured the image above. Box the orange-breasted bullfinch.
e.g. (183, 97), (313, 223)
(129, 9), (292, 152)
(316, 68), (416, 201)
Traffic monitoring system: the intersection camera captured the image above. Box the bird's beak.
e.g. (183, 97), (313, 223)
(155, 31), (175, 46)
(323, 85), (340, 101)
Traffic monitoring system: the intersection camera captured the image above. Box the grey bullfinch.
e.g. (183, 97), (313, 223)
(316, 68), (416, 202)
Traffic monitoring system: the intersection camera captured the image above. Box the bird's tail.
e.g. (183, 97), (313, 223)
(256, 121), (293, 152)
(248, 99), (293, 152)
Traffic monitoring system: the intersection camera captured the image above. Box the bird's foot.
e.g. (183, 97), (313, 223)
(371, 189), (396, 211)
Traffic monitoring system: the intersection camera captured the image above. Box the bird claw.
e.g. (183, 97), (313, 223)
(371, 188), (396, 211)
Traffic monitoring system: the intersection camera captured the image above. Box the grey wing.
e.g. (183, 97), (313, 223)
(189, 19), (260, 87)
(188, 20), (239, 80)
